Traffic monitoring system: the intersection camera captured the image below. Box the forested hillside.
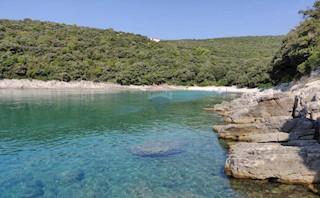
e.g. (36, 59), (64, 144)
(170, 36), (283, 87)
(270, 0), (320, 83)
(0, 19), (283, 87)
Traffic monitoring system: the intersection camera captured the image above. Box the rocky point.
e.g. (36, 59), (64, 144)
(212, 79), (320, 194)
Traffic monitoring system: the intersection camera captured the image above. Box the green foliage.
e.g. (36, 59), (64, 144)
(0, 19), (283, 87)
(258, 83), (273, 89)
(298, 48), (320, 74)
(171, 36), (283, 87)
(270, 0), (320, 84)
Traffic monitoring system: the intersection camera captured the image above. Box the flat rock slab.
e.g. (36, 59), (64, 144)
(247, 132), (290, 143)
(130, 140), (184, 157)
(213, 123), (275, 141)
(225, 142), (320, 183)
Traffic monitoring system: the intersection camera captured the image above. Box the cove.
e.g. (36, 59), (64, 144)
(0, 90), (316, 197)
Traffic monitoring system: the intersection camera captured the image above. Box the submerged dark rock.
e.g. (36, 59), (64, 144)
(20, 180), (45, 198)
(130, 140), (185, 157)
(59, 169), (85, 185)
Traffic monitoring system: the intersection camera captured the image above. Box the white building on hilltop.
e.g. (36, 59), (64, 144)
(149, 38), (161, 42)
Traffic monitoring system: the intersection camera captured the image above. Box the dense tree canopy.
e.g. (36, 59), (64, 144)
(0, 19), (283, 87)
(270, 0), (320, 84)
(171, 36), (283, 87)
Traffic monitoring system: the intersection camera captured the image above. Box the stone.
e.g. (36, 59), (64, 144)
(294, 119), (315, 129)
(283, 140), (319, 147)
(299, 135), (315, 140)
(227, 108), (257, 124)
(213, 120), (294, 142)
(279, 118), (299, 132)
(309, 101), (320, 111)
(247, 132), (289, 143)
(130, 140), (184, 157)
(225, 143), (320, 183)
(20, 180), (45, 198)
(214, 116), (298, 142)
(60, 169), (85, 185)
(213, 102), (230, 113)
(249, 97), (293, 118)
(212, 125), (224, 132)
(308, 184), (320, 195)
(289, 129), (315, 140)
(261, 116), (297, 132)
(214, 123), (273, 141)
(256, 92), (287, 102)
(213, 79), (320, 185)
(130, 182), (153, 198)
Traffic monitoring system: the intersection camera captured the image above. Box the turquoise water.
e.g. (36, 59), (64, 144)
(0, 90), (316, 198)
(0, 90), (235, 198)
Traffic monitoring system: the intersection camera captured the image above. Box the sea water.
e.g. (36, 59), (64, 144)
(0, 90), (316, 198)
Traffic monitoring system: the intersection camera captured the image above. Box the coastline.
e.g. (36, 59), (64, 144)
(212, 79), (320, 194)
(0, 79), (258, 93)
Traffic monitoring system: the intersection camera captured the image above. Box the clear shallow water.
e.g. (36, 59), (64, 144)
(0, 90), (316, 198)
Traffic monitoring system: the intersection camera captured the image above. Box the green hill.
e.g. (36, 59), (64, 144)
(270, 0), (320, 84)
(169, 36), (283, 87)
(0, 19), (283, 87)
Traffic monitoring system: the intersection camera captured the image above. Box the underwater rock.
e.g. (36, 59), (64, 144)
(130, 140), (184, 157)
(20, 180), (45, 198)
(59, 169), (85, 185)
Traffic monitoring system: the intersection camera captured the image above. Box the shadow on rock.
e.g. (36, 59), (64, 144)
(213, 80), (320, 196)
(229, 178), (318, 198)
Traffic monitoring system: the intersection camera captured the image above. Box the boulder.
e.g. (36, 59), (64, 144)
(260, 116), (298, 132)
(279, 118), (299, 132)
(225, 143), (320, 183)
(213, 101), (231, 114)
(212, 125), (224, 133)
(214, 116), (296, 142)
(214, 123), (273, 141)
(219, 92), (293, 125)
(247, 132), (289, 143)
(255, 91), (287, 102)
(213, 92), (259, 116)
(20, 180), (45, 198)
(130, 140), (184, 157)
(226, 108), (257, 124)
(289, 129), (315, 140)
(294, 119), (315, 130)
(213, 79), (320, 186)
(59, 169), (85, 185)
(247, 97), (293, 118)
(283, 140), (319, 147)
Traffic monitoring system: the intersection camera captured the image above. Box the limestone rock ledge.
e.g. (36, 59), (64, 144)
(225, 142), (320, 183)
(212, 79), (320, 185)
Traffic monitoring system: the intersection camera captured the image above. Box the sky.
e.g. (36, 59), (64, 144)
(0, 0), (316, 40)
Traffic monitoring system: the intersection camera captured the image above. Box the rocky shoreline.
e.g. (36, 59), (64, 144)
(212, 79), (320, 194)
